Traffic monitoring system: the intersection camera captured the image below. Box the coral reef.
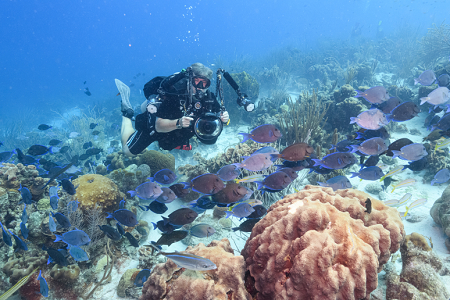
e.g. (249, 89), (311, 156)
(135, 150), (175, 177)
(108, 164), (151, 195)
(327, 96), (367, 132)
(333, 84), (356, 103)
(387, 85), (413, 101)
(178, 143), (260, 181)
(384, 232), (450, 300)
(277, 90), (329, 146)
(117, 268), (139, 297)
(242, 185), (405, 300)
(50, 264), (81, 282)
(0, 163), (43, 200)
(140, 238), (250, 300)
(430, 184), (450, 250)
(73, 174), (124, 212)
(3, 253), (48, 284)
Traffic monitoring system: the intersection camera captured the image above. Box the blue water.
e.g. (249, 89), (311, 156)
(1, 0), (447, 126)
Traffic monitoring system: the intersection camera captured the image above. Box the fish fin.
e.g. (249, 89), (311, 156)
(349, 145), (359, 153)
(162, 216), (170, 226)
(54, 234), (63, 242)
(255, 181), (264, 190)
(239, 133), (251, 143)
(385, 114), (393, 123)
(391, 150), (401, 159)
(420, 97), (429, 105)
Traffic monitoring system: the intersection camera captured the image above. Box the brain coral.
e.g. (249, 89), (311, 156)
(73, 174), (123, 211)
(241, 185), (405, 300)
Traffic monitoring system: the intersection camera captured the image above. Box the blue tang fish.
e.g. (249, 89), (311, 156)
(119, 199), (125, 209)
(0, 221), (12, 246)
(67, 200), (80, 213)
(51, 212), (71, 229)
(9, 230), (28, 252)
(49, 213), (56, 232)
(106, 209), (138, 227)
(134, 269), (151, 287)
(54, 229), (90, 246)
(18, 184), (32, 205)
(37, 270), (49, 297)
(43, 245), (68, 266)
(20, 222), (29, 239)
(49, 186), (59, 210)
(21, 204), (28, 224)
(116, 223), (125, 235)
(69, 246), (89, 262)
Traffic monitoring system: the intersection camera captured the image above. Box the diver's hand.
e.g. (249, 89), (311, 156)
(180, 116), (194, 128)
(220, 111), (229, 123)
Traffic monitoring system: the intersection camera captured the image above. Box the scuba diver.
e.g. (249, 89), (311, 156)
(117, 62), (254, 156)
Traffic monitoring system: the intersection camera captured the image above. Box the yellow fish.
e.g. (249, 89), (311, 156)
(391, 178), (416, 193)
(403, 198), (427, 217)
(234, 174), (265, 184)
(383, 199), (401, 207)
(435, 138), (450, 151)
(379, 165), (404, 182)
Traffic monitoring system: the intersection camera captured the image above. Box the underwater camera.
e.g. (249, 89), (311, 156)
(194, 112), (223, 144)
(237, 93), (255, 112)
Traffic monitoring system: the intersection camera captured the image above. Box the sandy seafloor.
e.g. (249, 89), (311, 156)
(33, 94), (450, 299)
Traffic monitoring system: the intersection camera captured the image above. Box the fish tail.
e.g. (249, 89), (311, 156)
(138, 205), (148, 211)
(414, 78), (419, 85)
(231, 227), (239, 232)
(127, 190), (136, 197)
(106, 212), (113, 219)
(420, 97), (429, 105)
(270, 154), (280, 161)
(391, 186), (396, 193)
(391, 150), (400, 159)
(350, 172), (359, 178)
(49, 147), (54, 154)
(54, 234), (62, 242)
(317, 182), (327, 188)
(349, 145), (359, 153)
(162, 216), (170, 226)
(225, 211), (233, 218)
(255, 181), (264, 190)
(239, 133), (251, 143)
(151, 222), (158, 230)
(354, 90), (362, 97)
(385, 114), (393, 123)
(328, 144), (336, 151)
(349, 117), (357, 124)
(431, 179), (436, 186)
(312, 159), (323, 167)
(147, 177), (154, 182)
(179, 182), (191, 189)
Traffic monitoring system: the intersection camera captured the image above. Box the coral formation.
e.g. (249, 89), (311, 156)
(73, 174), (124, 212)
(242, 185), (405, 300)
(140, 238), (250, 300)
(333, 84), (356, 103)
(384, 232), (450, 300)
(50, 264), (81, 282)
(3, 254), (48, 284)
(135, 150), (175, 177)
(277, 90), (329, 146)
(328, 96), (367, 132)
(117, 268), (139, 297)
(430, 184), (450, 250)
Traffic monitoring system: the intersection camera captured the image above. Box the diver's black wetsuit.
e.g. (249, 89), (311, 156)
(126, 74), (221, 154)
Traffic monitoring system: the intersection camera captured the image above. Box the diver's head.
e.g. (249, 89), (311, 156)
(190, 63), (212, 92)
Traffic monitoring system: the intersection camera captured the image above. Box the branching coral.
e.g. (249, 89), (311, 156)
(242, 185), (405, 300)
(278, 90), (329, 145)
(419, 22), (450, 64)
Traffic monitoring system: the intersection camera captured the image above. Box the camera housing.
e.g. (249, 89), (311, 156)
(194, 112), (223, 144)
